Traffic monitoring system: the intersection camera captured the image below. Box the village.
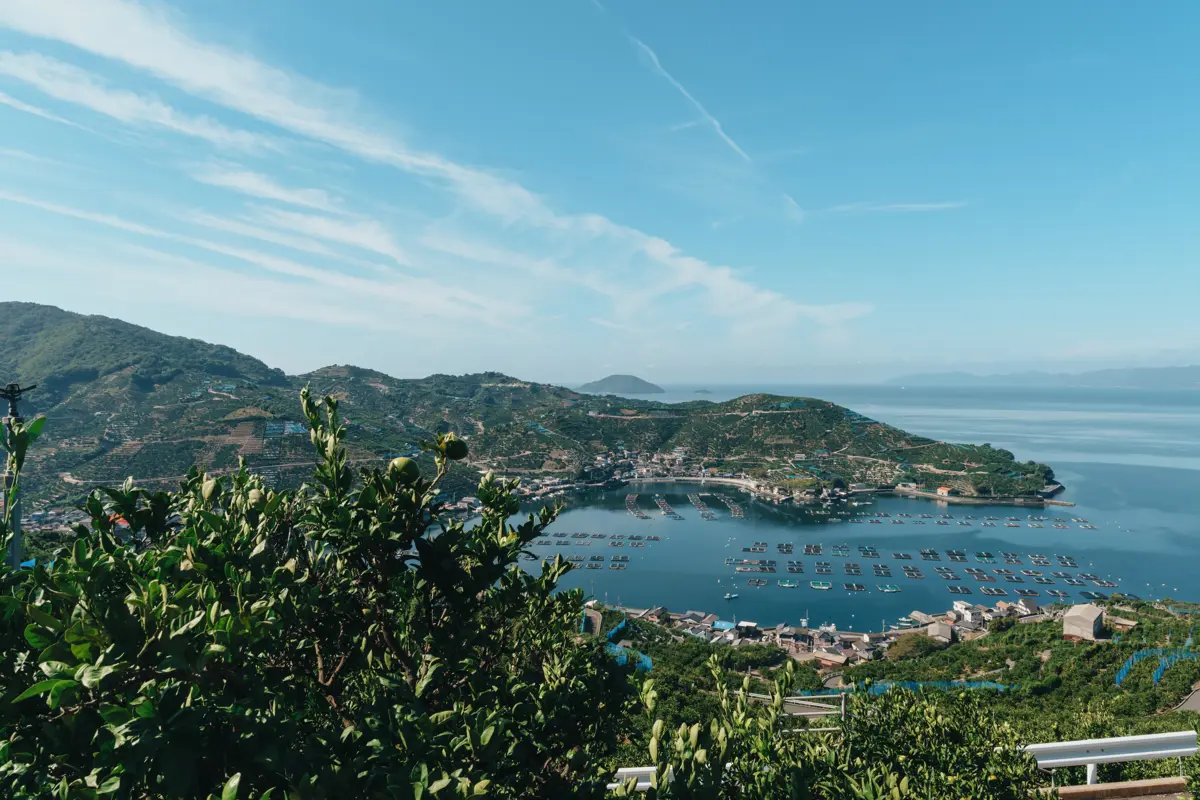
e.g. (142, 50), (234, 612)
(593, 597), (1140, 673)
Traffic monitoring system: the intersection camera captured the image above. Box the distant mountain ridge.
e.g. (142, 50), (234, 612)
(2, 302), (1054, 509)
(888, 365), (1200, 390)
(577, 374), (664, 394)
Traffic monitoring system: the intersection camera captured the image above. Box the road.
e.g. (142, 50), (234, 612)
(1174, 687), (1200, 713)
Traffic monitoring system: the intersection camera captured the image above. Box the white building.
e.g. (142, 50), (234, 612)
(1063, 604), (1104, 641)
(1016, 598), (1041, 617)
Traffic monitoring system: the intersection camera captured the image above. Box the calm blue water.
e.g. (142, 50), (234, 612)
(531, 386), (1200, 631)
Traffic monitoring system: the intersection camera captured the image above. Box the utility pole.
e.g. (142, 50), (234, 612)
(2, 383), (36, 569)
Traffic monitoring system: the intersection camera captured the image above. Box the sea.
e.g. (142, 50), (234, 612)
(527, 385), (1200, 632)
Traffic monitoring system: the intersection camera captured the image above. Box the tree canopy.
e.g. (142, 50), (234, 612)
(1, 389), (1061, 799)
(1, 389), (627, 798)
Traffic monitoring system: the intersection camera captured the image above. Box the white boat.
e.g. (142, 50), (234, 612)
(724, 592), (738, 600)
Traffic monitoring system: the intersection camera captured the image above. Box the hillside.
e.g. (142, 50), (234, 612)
(577, 374), (664, 394)
(889, 365), (1200, 389)
(2, 303), (1054, 508)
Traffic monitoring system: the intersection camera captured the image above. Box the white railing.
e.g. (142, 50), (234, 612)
(609, 729), (1199, 793)
(607, 766), (663, 793)
(1022, 730), (1197, 786)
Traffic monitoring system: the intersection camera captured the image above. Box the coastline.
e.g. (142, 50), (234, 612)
(888, 487), (1065, 507)
(521, 475), (1067, 510)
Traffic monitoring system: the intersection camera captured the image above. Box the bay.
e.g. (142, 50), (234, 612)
(529, 386), (1200, 631)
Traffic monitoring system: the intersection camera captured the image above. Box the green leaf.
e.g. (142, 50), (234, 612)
(12, 679), (58, 703)
(99, 704), (133, 726)
(79, 664), (118, 690)
(221, 772), (241, 800)
(24, 623), (54, 649)
(27, 604), (64, 632)
(49, 679), (80, 710)
(170, 611), (206, 639)
(26, 415), (46, 444)
(97, 775), (121, 794)
(39, 660), (74, 679)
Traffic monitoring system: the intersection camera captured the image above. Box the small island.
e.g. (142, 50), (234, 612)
(578, 374), (664, 395)
(695, 388), (712, 395)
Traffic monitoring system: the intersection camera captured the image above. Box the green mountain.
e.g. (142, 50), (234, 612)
(577, 374), (664, 394)
(2, 303), (1054, 507)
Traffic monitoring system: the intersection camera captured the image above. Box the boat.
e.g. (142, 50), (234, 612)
(724, 592), (738, 600)
(810, 581), (833, 591)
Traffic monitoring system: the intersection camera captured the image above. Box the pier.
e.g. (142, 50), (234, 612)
(625, 493), (650, 519)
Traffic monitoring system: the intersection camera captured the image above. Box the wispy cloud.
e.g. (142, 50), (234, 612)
(0, 87), (84, 127)
(2, 234), (391, 331)
(0, 145), (72, 165)
(588, 317), (633, 332)
(419, 228), (622, 301)
(250, 207), (410, 267)
(0, 51), (274, 150)
(624, 33), (810, 227)
(824, 201), (968, 214)
(183, 211), (379, 268)
(0, 190), (508, 323)
(783, 195), (806, 223)
(627, 35), (751, 163)
(190, 165), (345, 213)
(0, 0), (869, 335)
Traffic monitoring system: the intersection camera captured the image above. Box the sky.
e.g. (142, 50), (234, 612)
(1, 1), (1199, 385)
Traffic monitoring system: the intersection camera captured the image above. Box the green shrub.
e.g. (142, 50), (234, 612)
(1, 390), (629, 798)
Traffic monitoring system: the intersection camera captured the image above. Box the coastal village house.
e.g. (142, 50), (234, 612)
(1105, 613), (1139, 633)
(926, 621), (954, 644)
(814, 649), (849, 669)
(1063, 604), (1104, 641)
(1016, 597), (1041, 618)
(935, 486), (955, 497)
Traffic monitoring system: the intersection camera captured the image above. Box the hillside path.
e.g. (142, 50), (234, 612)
(1174, 687), (1200, 713)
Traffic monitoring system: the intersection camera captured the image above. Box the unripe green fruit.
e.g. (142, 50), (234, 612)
(248, 489), (265, 508)
(444, 436), (468, 461)
(389, 457), (421, 484)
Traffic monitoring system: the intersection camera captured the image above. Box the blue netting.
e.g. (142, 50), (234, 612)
(601, 613), (652, 670)
(1114, 647), (1194, 686)
(1153, 652), (1200, 685)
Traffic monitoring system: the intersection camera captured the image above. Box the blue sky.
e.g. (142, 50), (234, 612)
(1, 1), (1199, 385)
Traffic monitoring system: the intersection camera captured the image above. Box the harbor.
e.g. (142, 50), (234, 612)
(521, 482), (1182, 631)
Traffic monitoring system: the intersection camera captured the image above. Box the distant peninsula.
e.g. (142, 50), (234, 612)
(577, 374), (664, 395)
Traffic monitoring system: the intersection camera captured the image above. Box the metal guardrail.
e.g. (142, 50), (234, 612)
(608, 766), (664, 793)
(1022, 730), (1198, 786)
